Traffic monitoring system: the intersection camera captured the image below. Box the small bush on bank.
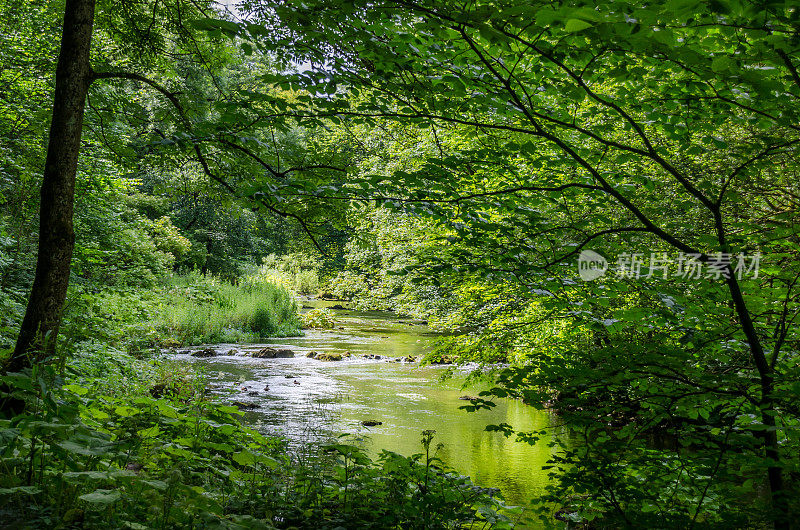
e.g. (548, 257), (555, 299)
(53, 272), (302, 355)
(300, 308), (336, 329)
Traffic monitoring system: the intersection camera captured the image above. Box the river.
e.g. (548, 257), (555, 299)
(173, 301), (563, 509)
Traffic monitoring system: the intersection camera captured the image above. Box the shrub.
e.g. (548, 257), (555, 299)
(300, 308), (336, 329)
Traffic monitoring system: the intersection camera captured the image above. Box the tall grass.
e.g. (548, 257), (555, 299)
(156, 271), (301, 345)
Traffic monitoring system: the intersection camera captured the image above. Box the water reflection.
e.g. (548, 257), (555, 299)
(175, 305), (562, 507)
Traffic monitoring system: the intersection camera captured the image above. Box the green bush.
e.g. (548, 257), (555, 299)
(300, 308), (336, 329)
(52, 272), (301, 356)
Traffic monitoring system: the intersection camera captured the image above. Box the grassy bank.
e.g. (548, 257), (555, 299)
(43, 271), (302, 361)
(156, 272), (301, 345)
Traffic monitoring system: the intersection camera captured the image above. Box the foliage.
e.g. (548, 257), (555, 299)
(4, 0), (800, 526)
(0, 360), (517, 529)
(234, 0), (800, 525)
(300, 308), (335, 330)
(40, 270), (301, 363)
(253, 253), (322, 295)
(326, 207), (455, 319)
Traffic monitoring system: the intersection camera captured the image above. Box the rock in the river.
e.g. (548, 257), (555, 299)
(459, 395), (479, 401)
(247, 391), (260, 397)
(251, 347), (294, 358)
(224, 348), (239, 356)
(232, 400), (258, 410)
(402, 356), (417, 363)
(361, 420), (382, 427)
(316, 352), (343, 361)
(329, 304), (345, 310)
(306, 351), (318, 358)
(191, 348), (217, 358)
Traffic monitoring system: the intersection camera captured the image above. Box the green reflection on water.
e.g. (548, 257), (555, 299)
(182, 303), (562, 509)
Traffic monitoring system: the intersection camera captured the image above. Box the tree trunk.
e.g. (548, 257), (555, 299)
(5, 0), (96, 372)
(725, 274), (789, 528)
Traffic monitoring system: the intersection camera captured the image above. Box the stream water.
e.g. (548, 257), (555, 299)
(172, 301), (563, 508)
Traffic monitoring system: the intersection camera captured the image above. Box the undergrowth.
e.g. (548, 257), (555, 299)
(0, 349), (519, 529)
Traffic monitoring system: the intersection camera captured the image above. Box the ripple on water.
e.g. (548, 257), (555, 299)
(170, 307), (564, 510)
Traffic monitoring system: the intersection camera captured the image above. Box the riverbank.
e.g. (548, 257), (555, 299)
(0, 345), (521, 529)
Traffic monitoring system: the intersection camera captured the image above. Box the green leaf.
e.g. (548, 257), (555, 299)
(565, 19), (593, 32)
(79, 489), (121, 506)
(0, 486), (41, 496)
(63, 384), (89, 396)
(140, 480), (168, 491)
(711, 56), (733, 73)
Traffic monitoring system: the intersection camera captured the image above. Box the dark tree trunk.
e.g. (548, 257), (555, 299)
(725, 274), (789, 528)
(5, 0), (96, 372)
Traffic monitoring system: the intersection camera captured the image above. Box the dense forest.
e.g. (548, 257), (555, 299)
(1, 0), (799, 528)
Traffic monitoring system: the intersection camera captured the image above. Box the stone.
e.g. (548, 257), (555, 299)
(251, 347), (294, 358)
(161, 338), (181, 348)
(361, 420), (383, 427)
(315, 352), (343, 361)
(191, 348), (217, 358)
